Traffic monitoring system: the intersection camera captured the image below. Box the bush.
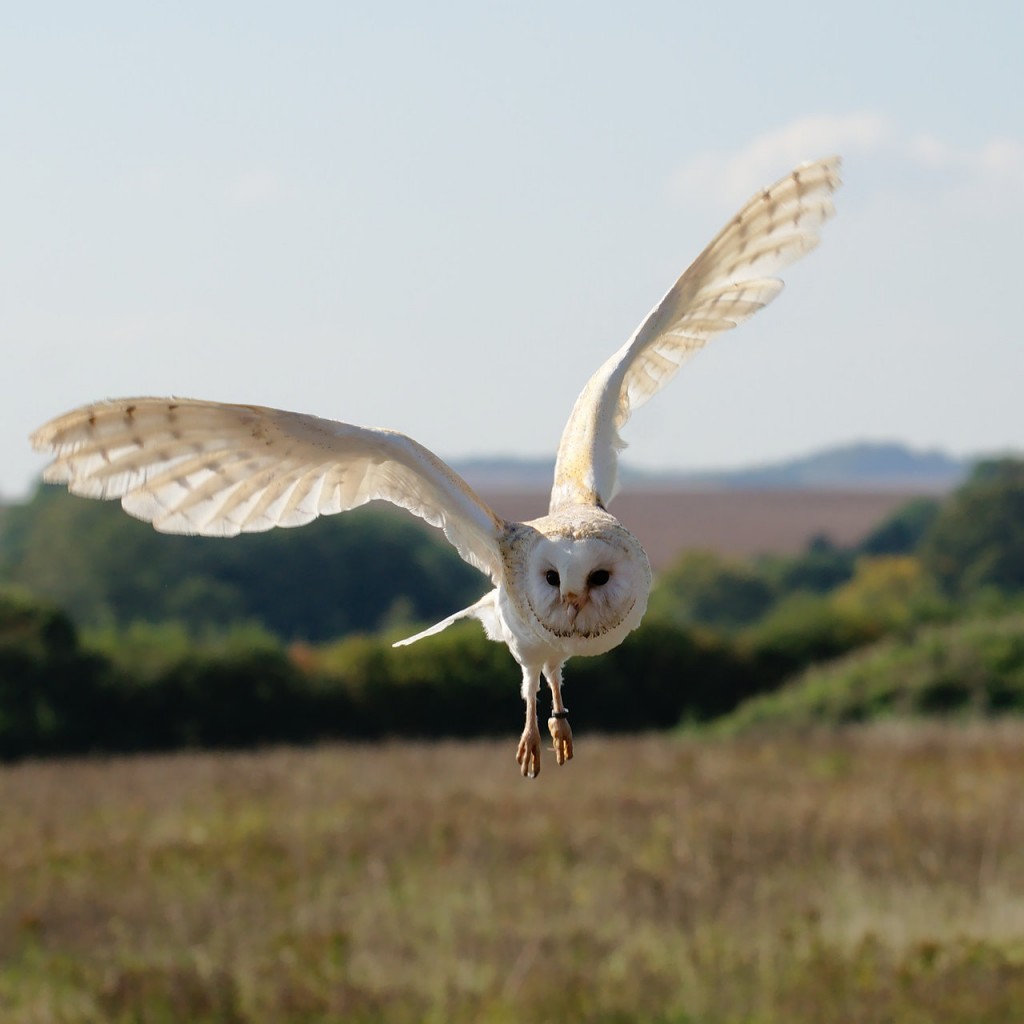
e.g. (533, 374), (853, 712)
(715, 615), (1024, 735)
(1, 591), (782, 758)
(0, 590), (117, 758)
(311, 619), (760, 734)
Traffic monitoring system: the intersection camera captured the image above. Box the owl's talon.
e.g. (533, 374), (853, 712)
(517, 727), (542, 779)
(548, 716), (573, 766)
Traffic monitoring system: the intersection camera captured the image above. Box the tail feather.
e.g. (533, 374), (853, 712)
(392, 590), (501, 648)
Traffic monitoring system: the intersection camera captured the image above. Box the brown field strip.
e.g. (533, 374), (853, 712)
(482, 488), (927, 570)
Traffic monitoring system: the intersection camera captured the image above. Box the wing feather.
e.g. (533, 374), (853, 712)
(550, 156), (841, 511)
(31, 398), (504, 580)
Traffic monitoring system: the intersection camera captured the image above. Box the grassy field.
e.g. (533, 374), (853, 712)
(3, 725), (1024, 1023)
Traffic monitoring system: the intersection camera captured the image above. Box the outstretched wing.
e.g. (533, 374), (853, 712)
(31, 398), (505, 580)
(550, 156), (842, 512)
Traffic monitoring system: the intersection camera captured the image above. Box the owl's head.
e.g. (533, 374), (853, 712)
(523, 527), (651, 648)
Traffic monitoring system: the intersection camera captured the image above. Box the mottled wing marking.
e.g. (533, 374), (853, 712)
(550, 156), (841, 512)
(31, 397), (504, 580)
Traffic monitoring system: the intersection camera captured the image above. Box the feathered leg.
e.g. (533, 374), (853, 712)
(516, 666), (542, 779)
(544, 660), (573, 766)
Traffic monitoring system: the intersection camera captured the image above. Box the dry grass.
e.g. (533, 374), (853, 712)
(3, 724), (1024, 1023)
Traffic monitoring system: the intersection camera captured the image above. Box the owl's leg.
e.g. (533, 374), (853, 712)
(544, 660), (573, 766)
(516, 666), (543, 779)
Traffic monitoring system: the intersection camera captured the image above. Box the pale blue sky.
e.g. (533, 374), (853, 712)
(4, 2), (1022, 499)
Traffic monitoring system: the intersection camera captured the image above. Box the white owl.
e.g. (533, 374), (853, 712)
(31, 156), (841, 777)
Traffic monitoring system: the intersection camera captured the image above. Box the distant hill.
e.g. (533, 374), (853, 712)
(455, 442), (974, 493)
(450, 456), (556, 491)
(667, 442), (970, 492)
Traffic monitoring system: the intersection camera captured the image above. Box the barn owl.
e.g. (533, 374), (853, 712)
(31, 156), (841, 777)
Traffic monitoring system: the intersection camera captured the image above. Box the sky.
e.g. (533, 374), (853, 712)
(3, 2), (1023, 501)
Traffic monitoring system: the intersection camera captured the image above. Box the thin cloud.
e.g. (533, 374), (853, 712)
(669, 113), (890, 205)
(669, 115), (1024, 207)
(908, 132), (1024, 186)
(227, 170), (285, 206)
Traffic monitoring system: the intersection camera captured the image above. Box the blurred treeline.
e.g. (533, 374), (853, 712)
(2, 458), (1024, 758)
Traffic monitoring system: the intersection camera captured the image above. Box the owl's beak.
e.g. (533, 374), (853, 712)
(563, 591), (587, 622)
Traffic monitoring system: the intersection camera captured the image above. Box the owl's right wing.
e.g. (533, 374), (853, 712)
(550, 156), (841, 512)
(31, 397), (505, 582)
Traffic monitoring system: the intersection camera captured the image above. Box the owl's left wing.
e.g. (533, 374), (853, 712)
(550, 156), (841, 512)
(31, 397), (505, 581)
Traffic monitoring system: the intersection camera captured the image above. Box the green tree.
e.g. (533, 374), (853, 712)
(648, 550), (777, 630)
(1, 486), (485, 641)
(831, 555), (945, 629)
(920, 459), (1024, 597)
(763, 534), (856, 595)
(858, 497), (941, 555)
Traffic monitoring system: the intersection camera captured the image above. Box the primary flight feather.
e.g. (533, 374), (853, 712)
(32, 156), (841, 777)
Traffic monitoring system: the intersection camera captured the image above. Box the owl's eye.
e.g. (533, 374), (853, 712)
(588, 569), (611, 587)
(545, 569), (560, 587)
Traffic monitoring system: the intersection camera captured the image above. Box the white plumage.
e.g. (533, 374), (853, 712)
(31, 156), (841, 777)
